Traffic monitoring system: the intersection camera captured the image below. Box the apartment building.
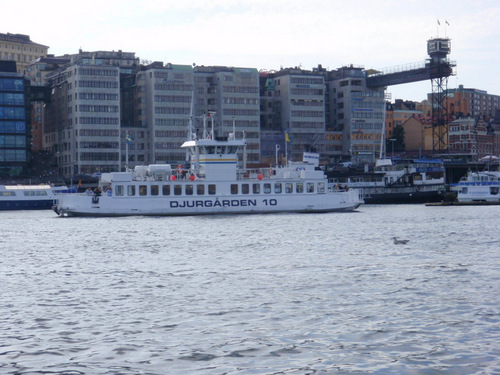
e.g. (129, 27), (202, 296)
(0, 33), (48, 74)
(448, 116), (495, 157)
(444, 85), (500, 119)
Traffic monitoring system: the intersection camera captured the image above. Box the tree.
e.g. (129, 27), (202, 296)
(387, 124), (406, 153)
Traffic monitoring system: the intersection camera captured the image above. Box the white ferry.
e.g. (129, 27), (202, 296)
(456, 170), (500, 202)
(1, 184), (72, 211)
(53, 120), (362, 217)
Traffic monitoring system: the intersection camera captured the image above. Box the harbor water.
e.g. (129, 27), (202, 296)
(0, 205), (499, 374)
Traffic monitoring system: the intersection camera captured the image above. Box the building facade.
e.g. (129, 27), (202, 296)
(193, 66), (260, 164)
(326, 66), (386, 163)
(448, 116), (495, 158)
(0, 61), (31, 177)
(444, 85), (500, 120)
(0, 33), (48, 74)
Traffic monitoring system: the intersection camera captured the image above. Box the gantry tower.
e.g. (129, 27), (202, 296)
(366, 37), (455, 152)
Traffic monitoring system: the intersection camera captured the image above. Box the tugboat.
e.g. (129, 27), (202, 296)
(329, 158), (446, 204)
(54, 116), (362, 217)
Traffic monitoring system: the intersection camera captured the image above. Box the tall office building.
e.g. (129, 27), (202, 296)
(44, 50), (139, 176)
(271, 67), (326, 162)
(0, 61), (31, 177)
(193, 66), (260, 164)
(326, 66), (385, 164)
(137, 62), (194, 164)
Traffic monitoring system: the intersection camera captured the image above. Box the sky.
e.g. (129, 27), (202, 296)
(3, 0), (499, 101)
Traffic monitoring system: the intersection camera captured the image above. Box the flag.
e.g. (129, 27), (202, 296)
(437, 19), (440, 25)
(446, 20), (450, 26)
(285, 132), (290, 142)
(126, 134), (134, 144)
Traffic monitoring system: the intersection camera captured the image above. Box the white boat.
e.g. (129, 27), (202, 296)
(456, 170), (500, 202)
(0, 184), (73, 211)
(53, 118), (362, 217)
(329, 158), (446, 204)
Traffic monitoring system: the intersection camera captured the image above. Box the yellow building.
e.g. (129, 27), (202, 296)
(0, 33), (48, 73)
(402, 116), (435, 154)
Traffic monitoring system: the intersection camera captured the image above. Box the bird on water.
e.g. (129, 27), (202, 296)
(393, 237), (409, 244)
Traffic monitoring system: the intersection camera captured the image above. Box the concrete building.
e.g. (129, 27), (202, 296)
(137, 62), (194, 165)
(326, 65), (386, 164)
(0, 33), (48, 74)
(43, 50), (140, 177)
(193, 65), (260, 164)
(0, 61), (31, 178)
(271, 67), (326, 162)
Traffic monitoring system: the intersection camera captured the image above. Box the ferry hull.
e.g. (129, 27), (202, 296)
(361, 189), (444, 204)
(54, 191), (362, 217)
(1, 199), (57, 211)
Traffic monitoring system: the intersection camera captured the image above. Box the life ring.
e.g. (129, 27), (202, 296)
(176, 165), (184, 174)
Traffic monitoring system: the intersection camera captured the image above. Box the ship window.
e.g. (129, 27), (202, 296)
(139, 185), (147, 196)
(252, 183), (260, 194)
(197, 184), (205, 195)
(115, 185), (124, 196)
(208, 184), (216, 195)
(285, 183), (293, 193)
(296, 183), (304, 193)
(186, 184), (193, 195)
(174, 184), (182, 195)
(242, 184), (249, 194)
(307, 183), (314, 193)
(263, 183), (271, 194)
(231, 184), (238, 194)
(274, 183), (282, 193)
(491, 187), (499, 195)
(151, 185), (159, 196)
(24, 191), (48, 196)
(162, 185), (170, 196)
(318, 182), (325, 193)
(1, 192), (16, 196)
(461, 187), (468, 194)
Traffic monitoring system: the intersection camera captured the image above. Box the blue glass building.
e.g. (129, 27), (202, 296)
(0, 61), (31, 177)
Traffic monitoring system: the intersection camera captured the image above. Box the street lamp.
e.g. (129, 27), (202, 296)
(389, 138), (396, 158)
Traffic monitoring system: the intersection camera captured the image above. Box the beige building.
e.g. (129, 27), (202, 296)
(0, 33), (48, 74)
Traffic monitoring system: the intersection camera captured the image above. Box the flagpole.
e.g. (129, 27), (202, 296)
(125, 132), (129, 171)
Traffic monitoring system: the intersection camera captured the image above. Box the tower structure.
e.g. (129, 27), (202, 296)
(427, 37), (453, 152)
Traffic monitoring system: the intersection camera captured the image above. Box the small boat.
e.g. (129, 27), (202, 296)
(455, 170), (500, 202)
(329, 158), (446, 204)
(53, 116), (363, 217)
(0, 184), (73, 211)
